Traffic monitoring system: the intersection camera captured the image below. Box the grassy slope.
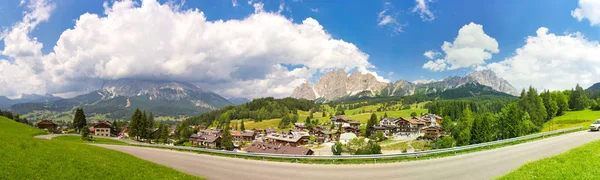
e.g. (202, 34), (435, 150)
(229, 107), (428, 131)
(0, 117), (201, 179)
(53, 135), (129, 145)
(498, 139), (600, 180)
(542, 110), (600, 132)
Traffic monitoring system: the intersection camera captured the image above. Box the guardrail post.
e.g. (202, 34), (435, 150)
(374, 159), (376, 163)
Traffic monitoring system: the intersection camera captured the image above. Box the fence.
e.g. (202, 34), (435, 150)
(127, 126), (582, 159)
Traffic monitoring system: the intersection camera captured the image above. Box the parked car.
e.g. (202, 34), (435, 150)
(590, 120), (600, 131)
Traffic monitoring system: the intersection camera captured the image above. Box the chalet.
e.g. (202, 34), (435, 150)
(190, 134), (221, 148)
(422, 126), (445, 139)
(294, 123), (307, 130)
(246, 142), (314, 155)
(420, 113), (443, 126)
(252, 128), (264, 135)
(380, 117), (395, 126)
(264, 128), (277, 135)
(199, 128), (222, 136)
(231, 130), (256, 142)
(394, 118), (423, 136)
(90, 121), (112, 137)
(371, 126), (390, 135)
(330, 116), (361, 128)
(265, 131), (310, 147)
(342, 126), (360, 135)
(313, 130), (333, 144)
(36, 119), (57, 130)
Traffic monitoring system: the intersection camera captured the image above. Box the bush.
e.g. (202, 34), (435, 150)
(173, 138), (187, 146)
(331, 142), (343, 155)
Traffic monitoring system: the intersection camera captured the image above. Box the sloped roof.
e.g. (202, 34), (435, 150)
(246, 142), (313, 155)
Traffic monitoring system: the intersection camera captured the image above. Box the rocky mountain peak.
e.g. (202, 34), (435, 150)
(466, 69), (519, 96)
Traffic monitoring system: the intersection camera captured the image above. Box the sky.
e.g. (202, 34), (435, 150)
(0, 0), (599, 99)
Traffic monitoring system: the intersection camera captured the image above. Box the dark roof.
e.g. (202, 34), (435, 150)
(91, 121), (112, 128)
(37, 119), (56, 125)
(246, 142), (313, 155)
(372, 126), (388, 130)
(196, 134), (220, 143)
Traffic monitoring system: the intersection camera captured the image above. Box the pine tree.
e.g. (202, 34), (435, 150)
(569, 84), (589, 110)
(220, 123), (234, 150)
(160, 122), (169, 143)
(73, 108), (87, 133)
(322, 111), (326, 117)
(240, 120), (245, 131)
(552, 91), (569, 116)
(129, 109), (142, 141)
(383, 112), (388, 118)
(541, 90), (558, 121)
(366, 113), (377, 137)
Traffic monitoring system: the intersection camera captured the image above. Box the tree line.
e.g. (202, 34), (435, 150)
(0, 109), (31, 125)
(433, 84), (593, 148)
(184, 97), (320, 127)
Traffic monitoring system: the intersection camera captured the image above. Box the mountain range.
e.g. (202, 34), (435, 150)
(7, 79), (232, 120)
(0, 94), (63, 109)
(291, 69), (519, 101)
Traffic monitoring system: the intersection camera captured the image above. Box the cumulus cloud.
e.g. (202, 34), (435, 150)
(377, 2), (403, 34)
(422, 22), (498, 71)
(423, 50), (440, 59)
(0, 0), (383, 99)
(572, 0), (600, 26)
(486, 27), (600, 91)
(412, 0), (435, 21)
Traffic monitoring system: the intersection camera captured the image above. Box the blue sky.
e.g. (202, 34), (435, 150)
(0, 0), (599, 98)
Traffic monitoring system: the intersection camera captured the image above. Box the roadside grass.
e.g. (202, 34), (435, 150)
(381, 141), (409, 151)
(141, 128), (582, 165)
(542, 110), (600, 132)
(0, 117), (201, 179)
(53, 135), (129, 145)
(498, 138), (600, 180)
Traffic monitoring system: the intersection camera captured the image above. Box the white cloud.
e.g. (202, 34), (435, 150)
(422, 59), (447, 72)
(572, 0), (600, 26)
(423, 50), (440, 59)
(310, 8), (318, 12)
(486, 27), (600, 91)
(0, 0), (381, 99)
(412, 0), (435, 21)
(422, 22), (498, 71)
(377, 2), (403, 34)
(232, 0), (238, 7)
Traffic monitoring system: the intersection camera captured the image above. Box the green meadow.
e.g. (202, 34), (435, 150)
(0, 116), (201, 179)
(53, 135), (129, 145)
(498, 139), (600, 180)
(542, 110), (600, 132)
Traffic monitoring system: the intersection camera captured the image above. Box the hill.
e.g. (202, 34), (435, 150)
(433, 83), (514, 99)
(0, 116), (200, 179)
(0, 94), (63, 109)
(586, 82), (600, 91)
(9, 79), (232, 120)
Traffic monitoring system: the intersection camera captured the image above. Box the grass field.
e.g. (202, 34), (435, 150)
(498, 138), (600, 180)
(381, 141), (409, 151)
(0, 116), (201, 179)
(542, 110), (600, 132)
(53, 135), (129, 145)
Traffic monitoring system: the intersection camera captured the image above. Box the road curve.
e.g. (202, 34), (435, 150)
(95, 131), (600, 180)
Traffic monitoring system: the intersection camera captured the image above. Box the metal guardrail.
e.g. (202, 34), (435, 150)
(127, 126), (583, 159)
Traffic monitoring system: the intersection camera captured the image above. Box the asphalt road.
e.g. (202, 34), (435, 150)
(95, 131), (600, 180)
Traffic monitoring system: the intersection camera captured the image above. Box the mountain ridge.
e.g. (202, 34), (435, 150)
(291, 69), (519, 101)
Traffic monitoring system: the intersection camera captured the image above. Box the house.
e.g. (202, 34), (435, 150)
(231, 130), (256, 142)
(420, 113), (443, 126)
(190, 134), (221, 148)
(265, 131), (310, 147)
(252, 128), (264, 135)
(199, 128), (222, 136)
(421, 126), (445, 139)
(342, 126), (360, 135)
(330, 116), (361, 128)
(90, 121), (112, 137)
(371, 126), (390, 135)
(36, 119), (57, 130)
(339, 132), (357, 144)
(246, 142), (313, 155)
(294, 123), (307, 130)
(264, 128), (277, 135)
(393, 117), (423, 136)
(380, 117), (395, 126)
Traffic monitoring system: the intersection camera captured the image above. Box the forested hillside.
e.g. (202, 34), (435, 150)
(184, 97), (320, 127)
